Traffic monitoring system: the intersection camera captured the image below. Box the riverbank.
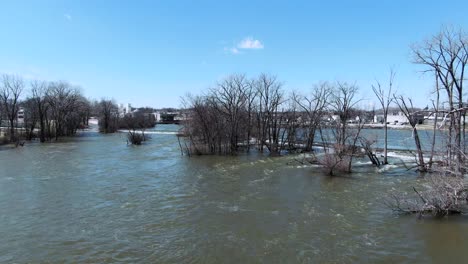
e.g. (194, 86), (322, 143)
(359, 123), (438, 130)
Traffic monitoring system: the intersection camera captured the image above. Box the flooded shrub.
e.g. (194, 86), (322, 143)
(127, 131), (145, 145)
(318, 153), (352, 176)
(386, 174), (468, 217)
(0, 134), (8, 145)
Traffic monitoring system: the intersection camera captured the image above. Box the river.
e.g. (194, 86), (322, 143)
(0, 125), (467, 263)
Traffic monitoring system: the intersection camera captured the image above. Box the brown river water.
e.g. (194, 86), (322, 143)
(0, 125), (467, 263)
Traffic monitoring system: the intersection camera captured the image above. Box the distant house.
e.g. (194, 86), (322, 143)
(374, 111), (409, 124)
(374, 108), (424, 125)
(116, 103), (187, 124)
(423, 109), (458, 126)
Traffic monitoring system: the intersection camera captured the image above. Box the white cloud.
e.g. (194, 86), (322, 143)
(230, 47), (240, 54)
(64, 14), (72, 21)
(224, 37), (264, 55)
(237, 37), (264, 49)
(224, 47), (241, 55)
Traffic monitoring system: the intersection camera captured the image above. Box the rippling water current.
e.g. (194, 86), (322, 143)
(1, 125), (467, 263)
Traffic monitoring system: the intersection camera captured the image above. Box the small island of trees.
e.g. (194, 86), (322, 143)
(178, 27), (468, 217)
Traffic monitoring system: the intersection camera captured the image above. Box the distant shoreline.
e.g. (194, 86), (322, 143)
(359, 123), (439, 131)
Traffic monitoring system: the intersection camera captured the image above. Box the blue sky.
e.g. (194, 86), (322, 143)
(1, 0), (468, 108)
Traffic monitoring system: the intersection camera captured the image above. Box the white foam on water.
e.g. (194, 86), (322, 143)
(249, 175), (270, 185)
(377, 164), (400, 172)
(118, 130), (178, 135)
(354, 161), (373, 166)
(217, 203), (241, 212)
(386, 151), (416, 161)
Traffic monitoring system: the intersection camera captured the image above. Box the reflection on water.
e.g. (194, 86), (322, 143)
(0, 125), (467, 263)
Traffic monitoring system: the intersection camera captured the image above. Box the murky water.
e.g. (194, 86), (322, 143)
(1, 125), (467, 263)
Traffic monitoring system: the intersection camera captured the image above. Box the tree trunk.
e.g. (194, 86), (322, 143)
(9, 119), (15, 142)
(413, 128), (426, 172)
(383, 115), (388, 164)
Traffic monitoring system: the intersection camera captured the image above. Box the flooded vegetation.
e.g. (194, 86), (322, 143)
(1, 125), (468, 263)
(1, 2), (468, 262)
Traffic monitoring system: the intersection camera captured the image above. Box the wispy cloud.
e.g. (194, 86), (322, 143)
(238, 37), (264, 49)
(64, 14), (72, 21)
(224, 37), (264, 55)
(225, 47), (240, 54)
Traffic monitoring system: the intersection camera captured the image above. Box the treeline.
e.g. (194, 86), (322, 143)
(0, 75), (156, 145)
(0, 76), (91, 143)
(97, 100), (156, 134)
(412, 27), (468, 175)
(384, 27), (468, 216)
(181, 27), (468, 178)
(181, 73), (375, 174)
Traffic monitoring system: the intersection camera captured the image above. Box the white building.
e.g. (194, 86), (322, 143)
(17, 107), (25, 124)
(118, 103), (133, 117)
(374, 111), (409, 125)
(153, 112), (161, 122)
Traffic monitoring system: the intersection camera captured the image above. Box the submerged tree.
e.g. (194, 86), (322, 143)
(394, 95), (426, 172)
(372, 69), (395, 164)
(332, 82), (360, 148)
(39, 81), (89, 140)
(210, 74), (250, 154)
(319, 82), (364, 175)
(120, 113), (155, 145)
(30, 80), (50, 142)
(413, 26), (468, 173)
(293, 82), (332, 152)
(22, 97), (39, 140)
(98, 99), (120, 133)
(387, 173), (468, 217)
(255, 74), (288, 156)
(180, 74), (254, 155)
(182, 73), (294, 156)
(0, 74), (24, 142)
(385, 27), (468, 218)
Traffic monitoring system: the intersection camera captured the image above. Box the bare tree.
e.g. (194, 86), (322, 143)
(293, 82), (332, 151)
(360, 135), (381, 167)
(428, 73), (441, 169)
(372, 70), (395, 164)
(332, 82), (360, 148)
(386, 156), (468, 216)
(387, 175), (468, 216)
(245, 80), (257, 152)
(319, 82), (363, 175)
(180, 74), (255, 155)
(181, 74), (289, 156)
(394, 95), (427, 172)
(31, 80), (49, 142)
(181, 93), (218, 155)
(46, 81), (86, 140)
(210, 74), (249, 154)
(255, 74), (287, 156)
(0, 74), (24, 142)
(413, 26), (468, 173)
(22, 97), (39, 140)
(97, 99), (119, 133)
